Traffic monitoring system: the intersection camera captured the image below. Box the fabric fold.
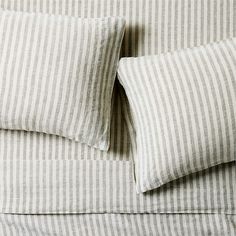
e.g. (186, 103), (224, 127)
(0, 160), (235, 214)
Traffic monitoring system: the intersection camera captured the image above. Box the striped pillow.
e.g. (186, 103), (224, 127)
(118, 38), (236, 193)
(0, 10), (125, 151)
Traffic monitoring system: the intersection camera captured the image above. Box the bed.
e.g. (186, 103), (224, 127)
(0, 0), (235, 235)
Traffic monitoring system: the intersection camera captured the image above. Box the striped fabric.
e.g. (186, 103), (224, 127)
(0, 0), (235, 235)
(1, 0), (235, 57)
(118, 38), (236, 193)
(0, 214), (235, 236)
(0, 10), (125, 150)
(0, 159), (235, 214)
(0, 87), (235, 214)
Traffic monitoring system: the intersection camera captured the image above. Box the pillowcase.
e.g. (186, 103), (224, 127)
(118, 38), (236, 193)
(0, 10), (125, 151)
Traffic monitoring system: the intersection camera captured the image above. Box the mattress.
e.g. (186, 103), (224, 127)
(0, 0), (235, 235)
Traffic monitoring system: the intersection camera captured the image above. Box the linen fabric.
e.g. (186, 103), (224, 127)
(0, 0), (235, 214)
(0, 9), (125, 150)
(0, 1), (235, 235)
(0, 214), (235, 236)
(118, 38), (236, 193)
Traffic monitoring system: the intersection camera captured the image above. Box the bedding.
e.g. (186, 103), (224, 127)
(0, 214), (235, 236)
(0, 0), (235, 235)
(118, 38), (236, 193)
(0, 10), (125, 150)
(0, 158), (235, 214)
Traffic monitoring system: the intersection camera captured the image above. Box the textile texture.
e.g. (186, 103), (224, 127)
(0, 0), (235, 235)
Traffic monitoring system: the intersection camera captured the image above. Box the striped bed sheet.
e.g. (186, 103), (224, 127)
(0, 0), (235, 235)
(0, 214), (235, 236)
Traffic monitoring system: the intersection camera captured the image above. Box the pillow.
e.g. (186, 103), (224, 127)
(0, 10), (125, 151)
(118, 38), (236, 193)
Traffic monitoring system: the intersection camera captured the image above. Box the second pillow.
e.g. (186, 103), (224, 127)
(118, 38), (236, 193)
